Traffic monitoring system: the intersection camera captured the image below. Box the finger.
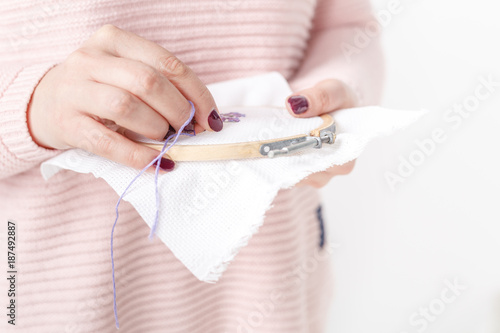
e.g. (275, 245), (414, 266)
(67, 115), (175, 173)
(83, 54), (193, 131)
(285, 79), (358, 118)
(193, 123), (205, 135)
(87, 25), (222, 132)
(329, 160), (356, 176)
(73, 81), (170, 141)
(296, 161), (356, 188)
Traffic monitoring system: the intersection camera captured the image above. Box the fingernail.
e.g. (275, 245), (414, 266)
(208, 109), (223, 132)
(163, 125), (176, 141)
(153, 157), (175, 172)
(288, 95), (309, 114)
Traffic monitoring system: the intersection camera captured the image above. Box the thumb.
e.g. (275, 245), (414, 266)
(285, 79), (358, 118)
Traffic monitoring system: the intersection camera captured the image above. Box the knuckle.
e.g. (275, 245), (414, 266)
(95, 24), (120, 41)
(125, 147), (144, 168)
(109, 92), (134, 117)
(173, 102), (192, 125)
(197, 85), (214, 104)
(136, 68), (161, 93)
(92, 130), (114, 153)
(316, 89), (331, 110)
(65, 48), (91, 68)
(159, 55), (189, 78)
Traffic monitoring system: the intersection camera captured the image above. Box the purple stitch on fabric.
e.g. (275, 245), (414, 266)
(220, 112), (245, 122)
(110, 101), (196, 329)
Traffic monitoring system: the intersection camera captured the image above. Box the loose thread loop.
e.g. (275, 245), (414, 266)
(110, 101), (196, 329)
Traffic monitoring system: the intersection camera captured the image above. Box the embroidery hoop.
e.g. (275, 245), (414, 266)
(136, 106), (336, 161)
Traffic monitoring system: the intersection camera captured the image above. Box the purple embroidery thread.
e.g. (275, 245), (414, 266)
(220, 112), (245, 122)
(110, 101), (196, 329)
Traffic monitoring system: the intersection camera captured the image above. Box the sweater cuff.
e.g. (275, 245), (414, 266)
(0, 63), (60, 164)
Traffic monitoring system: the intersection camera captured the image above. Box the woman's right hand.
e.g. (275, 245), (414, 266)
(27, 24), (223, 172)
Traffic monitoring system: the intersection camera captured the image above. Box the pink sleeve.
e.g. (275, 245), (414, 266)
(289, 0), (385, 105)
(0, 63), (61, 180)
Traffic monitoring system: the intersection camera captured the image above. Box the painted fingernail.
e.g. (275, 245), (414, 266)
(208, 109), (223, 132)
(288, 95), (309, 114)
(163, 125), (176, 141)
(153, 157), (175, 172)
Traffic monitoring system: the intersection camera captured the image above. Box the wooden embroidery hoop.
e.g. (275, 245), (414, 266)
(138, 106), (336, 162)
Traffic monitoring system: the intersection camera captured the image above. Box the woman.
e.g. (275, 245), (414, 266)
(0, 0), (384, 331)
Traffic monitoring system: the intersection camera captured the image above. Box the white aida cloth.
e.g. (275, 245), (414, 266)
(40, 72), (426, 282)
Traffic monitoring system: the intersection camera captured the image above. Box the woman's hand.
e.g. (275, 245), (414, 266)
(285, 79), (359, 188)
(27, 24), (223, 172)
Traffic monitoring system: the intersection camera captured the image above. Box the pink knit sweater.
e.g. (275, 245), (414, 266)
(0, 0), (383, 332)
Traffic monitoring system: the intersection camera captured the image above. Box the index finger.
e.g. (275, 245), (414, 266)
(87, 25), (223, 133)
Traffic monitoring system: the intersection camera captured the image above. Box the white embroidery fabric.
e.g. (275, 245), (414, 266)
(40, 72), (427, 282)
(125, 106), (324, 146)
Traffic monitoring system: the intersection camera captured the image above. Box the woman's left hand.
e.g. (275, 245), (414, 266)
(285, 79), (359, 188)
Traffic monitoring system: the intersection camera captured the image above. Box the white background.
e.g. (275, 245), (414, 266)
(323, 0), (500, 332)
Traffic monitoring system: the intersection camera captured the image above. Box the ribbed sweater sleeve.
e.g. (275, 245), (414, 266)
(0, 62), (61, 180)
(289, 0), (385, 105)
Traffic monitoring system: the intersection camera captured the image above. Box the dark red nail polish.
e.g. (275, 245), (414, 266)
(208, 109), (223, 132)
(288, 95), (309, 114)
(153, 157), (175, 171)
